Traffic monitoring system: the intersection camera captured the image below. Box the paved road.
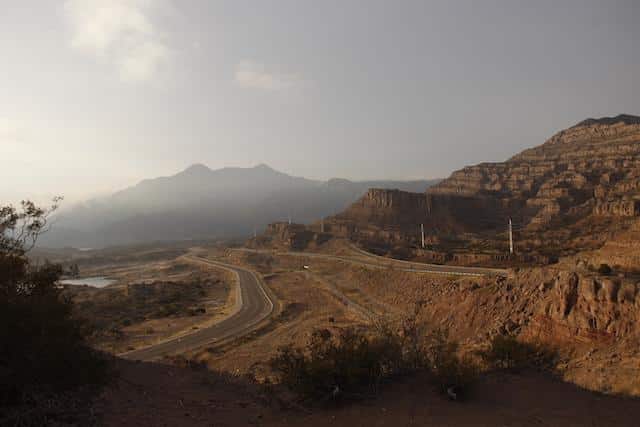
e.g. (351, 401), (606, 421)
(344, 244), (508, 276)
(120, 257), (274, 361)
(234, 247), (507, 277)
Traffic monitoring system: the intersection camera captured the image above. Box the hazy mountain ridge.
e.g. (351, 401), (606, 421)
(41, 164), (439, 248)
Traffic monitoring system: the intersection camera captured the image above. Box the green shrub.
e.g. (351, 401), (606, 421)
(479, 334), (556, 373)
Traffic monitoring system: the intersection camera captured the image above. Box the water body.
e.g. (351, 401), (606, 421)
(60, 277), (116, 288)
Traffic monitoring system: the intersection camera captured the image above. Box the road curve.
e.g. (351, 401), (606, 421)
(234, 247), (507, 277)
(120, 257), (274, 361)
(345, 244), (508, 276)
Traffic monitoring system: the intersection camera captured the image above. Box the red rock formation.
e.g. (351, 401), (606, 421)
(329, 115), (640, 265)
(430, 115), (640, 229)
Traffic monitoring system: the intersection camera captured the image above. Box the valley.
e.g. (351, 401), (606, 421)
(54, 233), (640, 426)
(11, 115), (640, 426)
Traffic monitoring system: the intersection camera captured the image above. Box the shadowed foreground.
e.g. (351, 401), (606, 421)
(95, 359), (640, 427)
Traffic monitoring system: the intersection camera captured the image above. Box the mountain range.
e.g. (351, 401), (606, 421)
(40, 164), (439, 248)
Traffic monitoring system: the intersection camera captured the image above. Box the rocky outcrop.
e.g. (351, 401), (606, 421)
(534, 271), (640, 340)
(430, 116), (640, 229)
(593, 199), (640, 217)
(336, 189), (429, 225)
(258, 222), (331, 251)
(345, 263), (640, 395)
(569, 219), (640, 272)
(334, 188), (505, 233)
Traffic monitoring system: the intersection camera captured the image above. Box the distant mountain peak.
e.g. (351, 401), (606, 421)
(253, 163), (274, 171)
(182, 163), (212, 174)
(573, 114), (640, 128)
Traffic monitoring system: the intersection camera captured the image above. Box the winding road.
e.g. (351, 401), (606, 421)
(234, 246), (507, 277)
(120, 257), (274, 361)
(120, 245), (504, 361)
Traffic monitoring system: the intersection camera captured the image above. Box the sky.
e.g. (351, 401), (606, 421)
(2, 0), (639, 205)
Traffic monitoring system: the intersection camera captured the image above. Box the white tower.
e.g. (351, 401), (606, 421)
(508, 217), (514, 254)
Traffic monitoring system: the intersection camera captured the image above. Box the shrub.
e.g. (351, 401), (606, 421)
(479, 334), (557, 373)
(597, 263), (612, 275)
(270, 299), (483, 405)
(270, 317), (478, 404)
(270, 328), (406, 403)
(0, 200), (110, 422)
(425, 330), (479, 400)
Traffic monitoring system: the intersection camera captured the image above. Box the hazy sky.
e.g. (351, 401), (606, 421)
(2, 0), (639, 204)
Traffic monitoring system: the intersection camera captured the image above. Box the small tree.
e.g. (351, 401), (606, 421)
(0, 199), (108, 421)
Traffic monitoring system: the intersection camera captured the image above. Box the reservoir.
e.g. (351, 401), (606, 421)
(60, 277), (116, 288)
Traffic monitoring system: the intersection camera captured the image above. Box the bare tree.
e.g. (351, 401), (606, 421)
(0, 196), (62, 255)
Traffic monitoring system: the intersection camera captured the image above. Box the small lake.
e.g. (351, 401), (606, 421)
(60, 277), (116, 288)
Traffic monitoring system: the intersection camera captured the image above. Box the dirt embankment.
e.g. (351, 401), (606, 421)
(192, 249), (640, 396)
(317, 264), (640, 396)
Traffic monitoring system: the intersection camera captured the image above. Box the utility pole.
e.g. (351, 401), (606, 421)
(508, 217), (514, 255)
(320, 217), (325, 233)
(420, 223), (425, 249)
(288, 213), (292, 225)
(253, 226), (257, 238)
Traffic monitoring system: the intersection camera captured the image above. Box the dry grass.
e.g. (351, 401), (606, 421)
(63, 256), (235, 354)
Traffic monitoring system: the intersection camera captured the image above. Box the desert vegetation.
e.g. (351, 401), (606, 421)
(66, 279), (217, 339)
(269, 325), (563, 406)
(478, 334), (558, 373)
(1, 200), (109, 426)
(269, 307), (482, 405)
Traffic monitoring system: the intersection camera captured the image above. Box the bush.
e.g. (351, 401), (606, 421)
(425, 330), (479, 400)
(270, 328), (406, 403)
(597, 263), (612, 275)
(0, 200), (110, 423)
(479, 334), (557, 373)
(269, 315), (479, 404)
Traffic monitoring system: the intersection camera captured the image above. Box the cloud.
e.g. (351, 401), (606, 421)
(63, 0), (170, 82)
(234, 61), (302, 90)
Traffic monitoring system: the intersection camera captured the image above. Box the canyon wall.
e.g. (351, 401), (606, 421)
(328, 115), (640, 264)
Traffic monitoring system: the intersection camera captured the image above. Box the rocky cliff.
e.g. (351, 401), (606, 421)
(430, 114), (640, 229)
(329, 115), (640, 267)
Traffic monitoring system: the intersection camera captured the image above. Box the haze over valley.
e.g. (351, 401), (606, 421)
(42, 163), (439, 248)
(3, 1), (640, 426)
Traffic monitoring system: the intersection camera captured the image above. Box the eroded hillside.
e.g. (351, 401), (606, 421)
(323, 115), (640, 269)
